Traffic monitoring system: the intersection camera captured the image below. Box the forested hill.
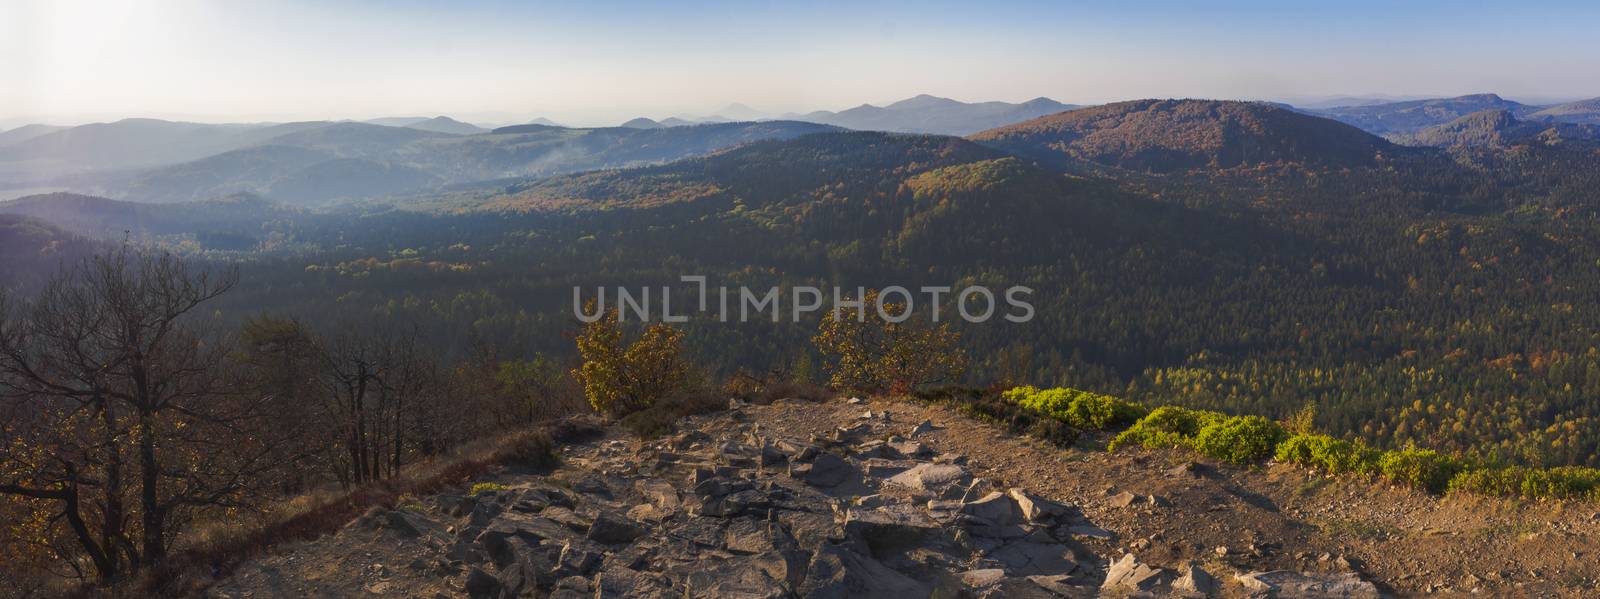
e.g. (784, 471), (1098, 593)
(968, 99), (1411, 173)
(9, 100), (1600, 471)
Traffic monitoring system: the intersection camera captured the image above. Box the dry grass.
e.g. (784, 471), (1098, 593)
(85, 416), (604, 598)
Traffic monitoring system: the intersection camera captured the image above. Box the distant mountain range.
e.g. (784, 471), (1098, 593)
(1309, 94), (1542, 135)
(1530, 98), (1600, 125)
(782, 95), (1079, 136)
(1394, 109), (1600, 148)
(971, 99), (1406, 173)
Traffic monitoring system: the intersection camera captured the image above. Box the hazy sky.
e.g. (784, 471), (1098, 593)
(4, 0), (1599, 127)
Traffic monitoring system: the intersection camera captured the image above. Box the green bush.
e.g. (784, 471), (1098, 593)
(1110, 406), (1226, 451)
(1448, 466), (1600, 500)
(1378, 447), (1465, 494)
(915, 387), (1080, 447)
(1004, 385), (1148, 430)
(1275, 433), (1379, 475)
(1192, 415), (1287, 465)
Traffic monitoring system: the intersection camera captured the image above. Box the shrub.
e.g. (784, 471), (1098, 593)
(470, 482), (511, 496)
(913, 386), (1080, 447)
(506, 430), (560, 472)
(813, 289), (966, 393)
(1378, 447), (1465, 494)
(1109, 406), (1226, 451)
(573, 305), (695, 418)
(1275, 433), (1379, 475)
(1192, 415), (1287, 465)
(1004, 385), (1148, 430)
(1448, 466), (1600, 500)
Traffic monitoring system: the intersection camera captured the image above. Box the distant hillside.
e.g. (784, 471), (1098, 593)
(0, 119), (331, 172)
(467, 131), (1008, 211)
(1397, 109), (1600, 148)
(620, 117), (663, 129)
(0, 192), (299, 249)
(789, 95), (1079, 136)
(0, 213), (102, 292)
(970, 99), (1402, 173)
(0, 124), (70, 148)
(402, 116), (486, 135)
(1314, 93), (1539, 135)
(88, 121), (840, 206)
(1530, 97), (1600, 125)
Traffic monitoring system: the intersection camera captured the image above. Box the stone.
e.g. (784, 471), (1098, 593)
(909, 419), (939, 438)
(989, 541), (1079, 576)
(683, 558), (790, 599)
(886, 439), (933, 459)
(843, 505), (941, 555)
(1063, 524), (1114, 540)
(463, 567), (500, 599)
(1007, 488), (1070, 523)
(375, 511), (420, 537)
(586, 512), (646, 545)
(595, 567), (668, 598)
(960, 478), (996, 502)
(554, 541), (604, 578)
(862, 458), (919, 479)
(496, 555), (550, 597)
(846, 396), (864, 404)
(799, 542), (930, 598)
(1101, 553), (1173, 593)
(961, 568), (1007, 588)
(801, 453), (855, 487)
(1107, 491), (1141, 508)
(960, 492), (1023, 526)
(635, 479), (681, 510)
(724, 519), (795, 555)
(884, 463), (969, 493)
(1233, 571), (1379, 598)
(1172, 562), (1215, 596)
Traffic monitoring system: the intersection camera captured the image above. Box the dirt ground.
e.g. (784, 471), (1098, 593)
(207, 395), (1600, 598)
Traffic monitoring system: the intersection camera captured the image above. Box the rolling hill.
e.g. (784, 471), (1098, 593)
(1396, 109), (1600, 148)
(87, 121), (842, 205)
(1530, 97), (1600, 125)
(788, 94), (1079, 136)
(1313, 93), (1540, 135)
(969, 99), (1404, 173)
(0, 124), (70, 148)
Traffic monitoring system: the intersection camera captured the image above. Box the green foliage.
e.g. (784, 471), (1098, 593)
(469, 482), (511, 496)
(813, 289), (966, 394)
(1192, 415), (1288, 465)
(913, 387), (1080, 448)
(1109, 406), (1226, 451)
(1448, 466), (1600, 500)
(1275, 433), (1380, 475)
(572, 306), (695, 419)
(1004, 385), (1148, 430)
(1378, 447), (1466, 494)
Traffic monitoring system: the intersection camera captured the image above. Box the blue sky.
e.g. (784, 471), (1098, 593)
(3, 0), (1598, 126)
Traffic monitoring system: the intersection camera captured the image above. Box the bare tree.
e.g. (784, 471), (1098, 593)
(0, 247), (281, 577)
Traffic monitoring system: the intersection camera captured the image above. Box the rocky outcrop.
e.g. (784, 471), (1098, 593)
(314, 399), (1381, 598)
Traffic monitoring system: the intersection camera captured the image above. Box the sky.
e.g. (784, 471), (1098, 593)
(3, 0), (1599, 127)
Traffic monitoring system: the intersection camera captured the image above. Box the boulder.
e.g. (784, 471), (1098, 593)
(1172, 562), (1215, 596)
(842, 505), (941, 555)
(634, 479), (681, 510)
(799, 542), (930, 598)
(586, 512), (646, 545)
(463, 567), (500, 599)
(1101, 553), (1174, 593)
(1233, 571), (1379, 598)
(960, 492), (1023, 526)
(801, 453), (855, 487)
(908, 419), (939, 438)
(961, 568), (1007, 588)
(988, 541), (1079, 576)
(1007, 489), (1071, 523)
(884, 463), (969, 494)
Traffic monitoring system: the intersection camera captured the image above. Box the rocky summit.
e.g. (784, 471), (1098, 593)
(207, 397), (1386, 598)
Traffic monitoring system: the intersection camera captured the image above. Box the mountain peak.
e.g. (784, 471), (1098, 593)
(971, 98), (1399, 173)
(620, 117), (662, 129)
